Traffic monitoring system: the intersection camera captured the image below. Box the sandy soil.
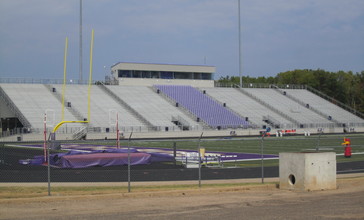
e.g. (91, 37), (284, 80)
(1, 174), (364, 220)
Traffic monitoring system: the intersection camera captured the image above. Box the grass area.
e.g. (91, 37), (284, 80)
(127, 133), (364, 153)
(0, 182), (275, 199)
(127, 134), (364, 165)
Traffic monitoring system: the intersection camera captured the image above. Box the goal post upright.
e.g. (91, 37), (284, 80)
(61, 37), (68, 122)
(87, 29), (94, 122)
(52, 29), (94, 134)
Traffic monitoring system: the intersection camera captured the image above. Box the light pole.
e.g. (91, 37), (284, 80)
(104, 66), (107, 82)
(238, 0), (243, 88)
(79, 0), (83, 84)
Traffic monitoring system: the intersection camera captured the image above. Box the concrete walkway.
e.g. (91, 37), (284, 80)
(1, 172), (363, 187)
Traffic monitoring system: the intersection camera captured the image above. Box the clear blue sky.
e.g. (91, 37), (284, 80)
(1, 0), (363, 81)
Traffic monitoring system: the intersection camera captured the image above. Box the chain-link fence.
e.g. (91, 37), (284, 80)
(1, 133), (364, 196)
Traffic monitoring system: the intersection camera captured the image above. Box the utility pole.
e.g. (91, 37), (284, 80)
(238, 0), (243, 88)
(79, 0), (83, 84)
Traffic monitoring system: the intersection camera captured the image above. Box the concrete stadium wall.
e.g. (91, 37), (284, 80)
(1, 127), (363, 142)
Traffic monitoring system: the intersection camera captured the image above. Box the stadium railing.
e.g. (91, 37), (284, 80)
(0, 77), (96, 85)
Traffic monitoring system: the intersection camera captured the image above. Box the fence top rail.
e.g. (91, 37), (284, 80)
(214, 82), (307, 89)
(0, 77), (98, 85)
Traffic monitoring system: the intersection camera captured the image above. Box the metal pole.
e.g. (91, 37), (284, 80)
(316, 131), (322, 152)
(116, 112), (119, 149)
(79, 0), (83, 84)
(238, 0), (243, 88)
(261, 133), (265, 184)
(47, 143), (51, 196)
(173, 142), (177, 166)
(43, 114), (47, 162)
(127, 132), (133, 193)
(198, 132), (203, 188)
(104, 66), (107, 82)
(47, 133), (53, 196)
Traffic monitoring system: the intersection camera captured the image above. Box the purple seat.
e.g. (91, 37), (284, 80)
(155, 85), (249, 129)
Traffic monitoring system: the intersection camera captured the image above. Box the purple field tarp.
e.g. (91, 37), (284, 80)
(19, 148), (175, 168)
(57, 152), (152, 168)
(18, 144), (278, 168)
(149, 152), (177, 163)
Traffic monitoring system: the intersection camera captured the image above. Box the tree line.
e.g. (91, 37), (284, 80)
(217, 69), (364, 114)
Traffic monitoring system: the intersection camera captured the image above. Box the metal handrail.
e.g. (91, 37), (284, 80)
(214, 82), (306, 89)
(0, 77), (97, 85)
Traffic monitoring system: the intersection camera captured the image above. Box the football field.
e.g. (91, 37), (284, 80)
(124, 133), (364, 167)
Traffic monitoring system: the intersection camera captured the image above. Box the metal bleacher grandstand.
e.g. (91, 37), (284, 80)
(1, 82), (364, 140)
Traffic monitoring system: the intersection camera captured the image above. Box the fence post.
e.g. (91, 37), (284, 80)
(173, 142), (177, 166)
(47, 133), (55, 196)
(0, 143), (4, 165)
(127, 132), (133, 193)
(198, 132), (203, 188)
(260, 134), (265, 184)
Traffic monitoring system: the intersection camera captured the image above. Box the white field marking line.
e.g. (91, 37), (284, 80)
(224, 158), (279, 162)
(62, 149), (91, 153)
(315, 145), (364, 148)
(337, 169), (364, 173)
(4, 144), (42, 149)
(304, 148), (335, 151)
(336, 152), (364, 156)
(186, 158), (280, 163)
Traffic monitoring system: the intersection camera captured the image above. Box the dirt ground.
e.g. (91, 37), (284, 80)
(1, 174), (364, 220)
